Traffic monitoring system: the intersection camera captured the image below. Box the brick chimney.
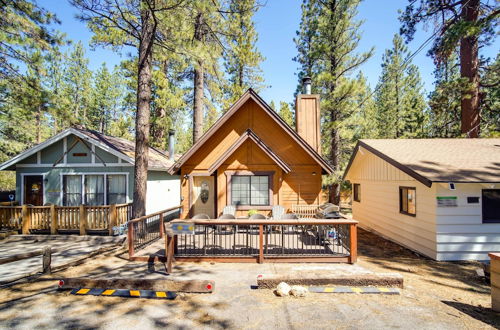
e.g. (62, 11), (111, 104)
(295, 77), (321, 153)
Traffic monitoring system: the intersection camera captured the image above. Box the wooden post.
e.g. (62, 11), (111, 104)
(166, 235), (174, 274)
(349, 223), (358, 264)
(42, 246), (51, 274)
(50, 205), (58, 235)
(159, 213), (164, 238)
(21, 205), (30, 235)
(109, 204), (117, 236)
(128, 222), (135, 257)
(258, 224), (264, 264)
(79, 205), (87, 235)
(490, 253), (500, 312)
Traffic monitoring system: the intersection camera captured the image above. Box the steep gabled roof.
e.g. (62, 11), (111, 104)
(207, 129), (291, 174)
(0, 127), (174, 171)
(343, 139), (500, 186)
(169, 89), (333, 175)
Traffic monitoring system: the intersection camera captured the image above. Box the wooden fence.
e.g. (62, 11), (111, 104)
(0, 203), (132, 235)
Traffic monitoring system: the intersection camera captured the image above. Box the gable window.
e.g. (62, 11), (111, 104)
(399, 187), (416, 216)
(231, 175), (269, 206)
(353, 184), (361, 202)
(482, 189), (500, 223)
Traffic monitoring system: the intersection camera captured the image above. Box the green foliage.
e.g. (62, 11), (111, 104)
(427, 54), (463, 137)
(222, 0), (265, 109)
(374, 34), (428, 138)
(278, 101), (294, 127)
(480, 54), (500, 136)
(294, 0), (374, 199)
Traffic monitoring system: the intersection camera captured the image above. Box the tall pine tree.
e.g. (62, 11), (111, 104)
(222, 0), (265, 109)
(375, 34), (428, 138)
(294, 0), (373, 204)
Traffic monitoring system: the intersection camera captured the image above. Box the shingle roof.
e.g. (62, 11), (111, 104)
(344, 138), (500, 185)
(75, 128), (174, 170)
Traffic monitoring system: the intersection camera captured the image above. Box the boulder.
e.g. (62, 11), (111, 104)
(275, 282), (291, 296)
(290, 285), (308, 297)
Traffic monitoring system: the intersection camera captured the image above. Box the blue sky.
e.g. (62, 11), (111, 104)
(40, 0), (499, 106)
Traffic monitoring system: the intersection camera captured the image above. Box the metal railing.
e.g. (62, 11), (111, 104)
(127, 206), (182, 257)
(169, 218), (358, 263)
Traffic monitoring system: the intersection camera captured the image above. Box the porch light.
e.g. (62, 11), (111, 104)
(312, 172), (317, 176)
(183, 174), (189, 180)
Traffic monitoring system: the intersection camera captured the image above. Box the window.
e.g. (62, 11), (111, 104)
(107, 175), (127, 204)
(63, 175), (82, 206)
(231, 175), (269, 206)
(84, 175), (104, 205)
(353, 184), (361, 202)
(62, 174), (127, 206)
(482, 189), (500, 223)
(399, 187), (416, 216)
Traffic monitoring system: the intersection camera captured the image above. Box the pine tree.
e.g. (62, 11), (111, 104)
(64, 41), (92, 125)
(400, 0), (498, 137)
(374, 34), (428, 139)
(278, 101), (294, 127)
(480, 54), (500, 137)
(428, 54), (463, 137)
(294, 0), (374, 204)
(222, 0), (265, 109)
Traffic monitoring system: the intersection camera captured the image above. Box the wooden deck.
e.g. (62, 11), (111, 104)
(130, 218), (358, 264)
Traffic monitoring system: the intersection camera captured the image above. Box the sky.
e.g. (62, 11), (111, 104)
(39, 0), (499, 107)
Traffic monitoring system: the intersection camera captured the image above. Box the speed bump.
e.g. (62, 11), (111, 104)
(308, 286), (400, 295)
(71, 288), (177, 299)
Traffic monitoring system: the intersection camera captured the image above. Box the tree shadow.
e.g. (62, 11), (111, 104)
(441, 300), (500, 328)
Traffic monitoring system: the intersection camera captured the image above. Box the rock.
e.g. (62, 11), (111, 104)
(290, 285), (308, 297)
(275, 282), (291, 296)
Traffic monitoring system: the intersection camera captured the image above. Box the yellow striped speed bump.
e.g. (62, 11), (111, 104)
(71, 288), (177, 299)
(308, 286), (400, 295)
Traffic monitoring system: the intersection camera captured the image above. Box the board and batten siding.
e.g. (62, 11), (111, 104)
(346, 150), (438, 259)
(435, 182), (500, 261)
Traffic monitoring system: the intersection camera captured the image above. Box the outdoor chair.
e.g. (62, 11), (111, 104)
(192, 213), (210, 219)
(222, 205), (236, 216)
(271, 205), (285, 220)
(214, 214), (236, 253)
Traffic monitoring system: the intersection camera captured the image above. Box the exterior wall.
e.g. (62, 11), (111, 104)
(180, 99), (323, 219)
(146, 171), (181, 214)
(435, 182), (500, 261)
(16, 166), (134, 205)
(347, 151), (438, 259)
(15, 133), (135, 205)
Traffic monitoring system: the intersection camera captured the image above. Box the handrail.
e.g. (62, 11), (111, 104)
(168, 218), (358, 226)
(127, 205), (183, 224)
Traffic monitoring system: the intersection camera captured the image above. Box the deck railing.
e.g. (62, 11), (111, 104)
(164, 218), (358, 264)
(0, 203), (132, 235)
(127, 205), (182, 258)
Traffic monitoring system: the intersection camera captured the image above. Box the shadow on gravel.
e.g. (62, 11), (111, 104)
(442, 300), (500, 328)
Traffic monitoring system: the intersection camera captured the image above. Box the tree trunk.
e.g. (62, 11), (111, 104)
(132, 3), (156, 219)
(192, 13), (205, 143)
(460, 0), (480, 138)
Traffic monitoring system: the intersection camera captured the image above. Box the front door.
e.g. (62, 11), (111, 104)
(192, 176), (214, 218)
(24, 175), (44, 206)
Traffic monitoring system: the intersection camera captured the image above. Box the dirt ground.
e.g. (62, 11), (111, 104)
(0, 228), (498, 329)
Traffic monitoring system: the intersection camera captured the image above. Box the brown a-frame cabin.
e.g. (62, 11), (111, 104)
(169, 89), (333, 218)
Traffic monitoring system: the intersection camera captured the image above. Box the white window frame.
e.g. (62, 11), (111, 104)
(60, 172), (129, 206)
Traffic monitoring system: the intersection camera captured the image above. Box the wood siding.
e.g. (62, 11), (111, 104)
(346, 150), (438, 259)
(180, 99), (323, 219)
(435, 182), (500, 261)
